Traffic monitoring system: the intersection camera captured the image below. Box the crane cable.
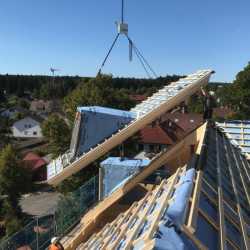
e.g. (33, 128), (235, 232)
(97, 0), (158, 79)
(126, 35), (158, 78)
(97, 33), (120, 75)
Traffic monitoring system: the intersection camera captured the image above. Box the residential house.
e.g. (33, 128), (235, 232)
(0, 106), (28, 119)
(137, 112), (202, 155)
(22, 152), (48, 182)
(12, 116), (43, 138)
(138, 125), (175, 153)
(30, 100), (53, 113)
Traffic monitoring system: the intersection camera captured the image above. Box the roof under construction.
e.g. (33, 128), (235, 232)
(62, 122), (250, 250)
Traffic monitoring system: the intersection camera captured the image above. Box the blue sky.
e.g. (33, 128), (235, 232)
(0, 0), (250, 82)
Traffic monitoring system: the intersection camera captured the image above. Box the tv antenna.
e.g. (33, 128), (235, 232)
(97, 0), (157, 78)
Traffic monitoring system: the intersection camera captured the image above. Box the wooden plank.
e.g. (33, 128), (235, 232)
(185, 122), (208, 232)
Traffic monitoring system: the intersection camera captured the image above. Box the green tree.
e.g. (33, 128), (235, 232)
(0, 145), (31, 205)
(63, 74), (134, 123)
(42, 114), (71, 157)
(0, 117), (11, 146)
(18, 99), (30, 109)
(231, 62), (250, 117)
(0, 145), (31, 237)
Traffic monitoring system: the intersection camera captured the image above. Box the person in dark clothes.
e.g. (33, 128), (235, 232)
(201, 87), (215, 121)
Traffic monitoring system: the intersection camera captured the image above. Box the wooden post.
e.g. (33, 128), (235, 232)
(99, 167), (103, 201)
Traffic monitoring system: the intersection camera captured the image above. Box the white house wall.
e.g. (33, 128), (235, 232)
(12, 117), (43, 138)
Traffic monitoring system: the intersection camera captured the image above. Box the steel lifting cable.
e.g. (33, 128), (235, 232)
(97, 33), (120, 75)
(132, 44), (152, 78)
(126, 35), (158, 78)
(97, 0), (158, 79)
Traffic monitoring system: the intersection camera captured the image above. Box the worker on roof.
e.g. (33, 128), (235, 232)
(49, 237), (64, 250)
(201, 87), (215, 121)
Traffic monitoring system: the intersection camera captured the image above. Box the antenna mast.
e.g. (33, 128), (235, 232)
(50, 67), (60, 89)
(97, 0), (157, 78)
(121, 0), (124, 23)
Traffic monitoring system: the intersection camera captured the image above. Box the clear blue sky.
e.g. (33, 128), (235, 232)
(0, 0), (250, 82)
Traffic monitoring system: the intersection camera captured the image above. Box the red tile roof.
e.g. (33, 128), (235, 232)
(129, 95), (147, 102)
(139, 125), (174, 145)
(139, 113), (203, 146)
(162, 112), (203, 133)
(23, 152), (47, 172)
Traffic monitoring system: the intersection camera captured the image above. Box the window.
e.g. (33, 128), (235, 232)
(33, 131), (37, 135)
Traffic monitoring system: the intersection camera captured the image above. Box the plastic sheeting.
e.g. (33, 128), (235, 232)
(166, 168), (195, 228)
(154, 221), (198, 250)
(101, 157), (150, 197)
(75, 106), (135, 157)
(152, 169), (196, 250)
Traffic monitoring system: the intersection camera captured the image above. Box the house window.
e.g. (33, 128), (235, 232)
(24, 124), (28, 129)
(33, 131), (37, 135)
(28, 124), (32, 128)
(149, 145), (154, 151)
(138, 144), (144, 151)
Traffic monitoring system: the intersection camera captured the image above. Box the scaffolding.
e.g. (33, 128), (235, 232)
(0, 176), (98, 250)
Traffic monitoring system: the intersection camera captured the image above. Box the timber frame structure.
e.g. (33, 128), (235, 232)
(48, 70), (214, 186)
(61, 121), (250, 249)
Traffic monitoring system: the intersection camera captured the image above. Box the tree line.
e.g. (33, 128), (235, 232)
(0, 74), (184, 100)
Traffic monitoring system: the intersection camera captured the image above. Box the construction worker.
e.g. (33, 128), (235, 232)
(201, 87), (215, 121)
(49, 237), (64, 250)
